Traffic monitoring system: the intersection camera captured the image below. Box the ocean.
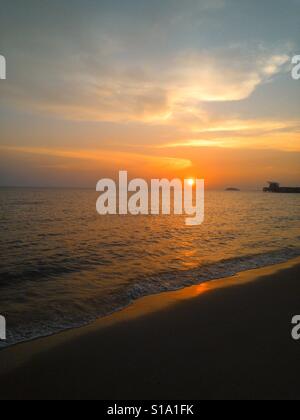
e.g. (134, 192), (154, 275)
(0, 187), (299, 348)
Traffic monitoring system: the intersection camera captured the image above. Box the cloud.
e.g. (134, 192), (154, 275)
(0, 40), (291, 124)
(158, 122), (300, 152)
(0, 145), (192, 173)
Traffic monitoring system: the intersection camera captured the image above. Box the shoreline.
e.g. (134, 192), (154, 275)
(1, 251), (299, 351)
(1, 257), (300, 399)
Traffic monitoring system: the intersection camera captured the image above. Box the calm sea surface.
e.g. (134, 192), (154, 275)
(0, 188), (300, 347)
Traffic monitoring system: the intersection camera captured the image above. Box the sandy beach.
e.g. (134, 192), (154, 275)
(0, 258), (300, 400)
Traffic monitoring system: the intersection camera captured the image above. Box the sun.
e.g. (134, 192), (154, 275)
(187, 178), (195, 186)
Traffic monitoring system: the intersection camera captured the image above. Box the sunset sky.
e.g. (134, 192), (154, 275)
(0, 0), (299, 188)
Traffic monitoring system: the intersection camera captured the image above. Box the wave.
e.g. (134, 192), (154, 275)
(127, 247), (300, 298)
(1, 247), (300, 350)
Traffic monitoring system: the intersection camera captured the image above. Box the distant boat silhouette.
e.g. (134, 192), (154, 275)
(263, 182), (300, 194)
(225, 187), (240, 191)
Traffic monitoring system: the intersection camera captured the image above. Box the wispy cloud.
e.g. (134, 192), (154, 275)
(1, 0), (300, 187)
(147, 117), (300, 152)
(0, 145), (192, 172)
(0, 42), (291, 124)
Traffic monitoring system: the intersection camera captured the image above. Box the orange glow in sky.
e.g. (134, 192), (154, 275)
(0, 1), (299, 188)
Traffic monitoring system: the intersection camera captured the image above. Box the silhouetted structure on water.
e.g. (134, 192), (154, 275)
(263, 182), (300, 194)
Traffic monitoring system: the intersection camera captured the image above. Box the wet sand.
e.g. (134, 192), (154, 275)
(0, 258), (300, 400)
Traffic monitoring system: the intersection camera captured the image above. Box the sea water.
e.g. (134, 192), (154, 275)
(0, 188), (299, 347)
